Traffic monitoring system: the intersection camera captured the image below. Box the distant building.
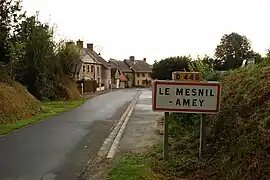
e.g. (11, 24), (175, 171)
(71, 40), (111, 92)
(108, 56), (152, 88)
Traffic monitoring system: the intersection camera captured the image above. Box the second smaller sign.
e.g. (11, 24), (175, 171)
(173, 71), (202, 82)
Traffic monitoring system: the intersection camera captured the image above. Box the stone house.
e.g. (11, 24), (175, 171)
(71, 40), (111, 92)
(108, 56), (152, 88)
(124, 56), (152, 87)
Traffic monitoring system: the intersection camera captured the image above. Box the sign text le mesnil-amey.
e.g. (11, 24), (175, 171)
(152, 81), (221, 113)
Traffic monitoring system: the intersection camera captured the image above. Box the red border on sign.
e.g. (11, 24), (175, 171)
(152, 80), (221, 113)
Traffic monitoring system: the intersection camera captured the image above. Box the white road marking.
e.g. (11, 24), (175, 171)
(97, 92), (140, 158)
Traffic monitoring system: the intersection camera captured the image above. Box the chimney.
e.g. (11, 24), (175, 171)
(87, 43), (93, 51)
(130, 56), (135, 62)
(143, 58), (146, 62)
(76, 39), (83, 48)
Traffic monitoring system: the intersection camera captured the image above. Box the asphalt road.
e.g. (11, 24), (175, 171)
(0, 89), (138, 180)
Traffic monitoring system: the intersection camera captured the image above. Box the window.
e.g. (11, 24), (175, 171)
(137, 80), (140, 85)
(91, 65), (94, 72)
(83, 65), (85, 72)
(142, 73), (145, 77)
(97, 66), (100, 75)
(87, 65), (90, 72)
(137, 73), (140, 77)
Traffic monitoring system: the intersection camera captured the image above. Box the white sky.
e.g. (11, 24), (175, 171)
(22, 0), (270, 64)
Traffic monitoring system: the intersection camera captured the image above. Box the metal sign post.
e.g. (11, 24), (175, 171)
(152, 78), (221, 160)
(199, 113), (206, 158)
(163, 112), (169, 159)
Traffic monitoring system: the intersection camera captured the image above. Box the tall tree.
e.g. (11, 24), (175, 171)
(214, 32), (254, 70)
(15, 15), (57, 99)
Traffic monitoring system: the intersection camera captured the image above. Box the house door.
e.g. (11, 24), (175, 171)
(116, 79), (120, 88)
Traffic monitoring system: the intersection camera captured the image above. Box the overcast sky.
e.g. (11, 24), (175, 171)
(21, 0), (270, 64)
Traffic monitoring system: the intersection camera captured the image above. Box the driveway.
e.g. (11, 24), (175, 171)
(0, 89), (138, 180)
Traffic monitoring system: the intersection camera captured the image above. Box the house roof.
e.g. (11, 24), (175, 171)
(84, 48), (110, 69)
(109, 59), (133, 72)
(119, 74), (128, 81)
(124, 59), (152, 72)
(73, 48), (111, 74)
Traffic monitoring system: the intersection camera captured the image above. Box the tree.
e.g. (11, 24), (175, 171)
(188, 55), (215, 79)
(214, 32), (255, 70)
(14, 15), (57, 99)
(151, 56), (191, 80)
(0, 0), (25, 65)
(13, 16), (80, 100)
(56, 41), (80, 77)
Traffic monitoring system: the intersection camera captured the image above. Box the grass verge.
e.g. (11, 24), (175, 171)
(0, 99), (86, 135)
(108, 154), (159, 180)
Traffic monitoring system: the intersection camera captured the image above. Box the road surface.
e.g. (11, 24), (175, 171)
(83, 89), (163, 180)
(0, 89), (138, 180)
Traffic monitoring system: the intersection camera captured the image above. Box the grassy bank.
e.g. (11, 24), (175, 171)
(0, 99), (86, 135)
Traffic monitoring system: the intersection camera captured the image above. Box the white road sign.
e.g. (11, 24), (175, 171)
(152, 80), (221, 114)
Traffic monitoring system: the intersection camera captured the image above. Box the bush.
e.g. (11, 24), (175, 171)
(150, 59), (270, 180)
(198, 61), (270, 180)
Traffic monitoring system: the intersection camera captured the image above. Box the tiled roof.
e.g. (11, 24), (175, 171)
(119, 74), (128, 81)
(84, 48), (110, 69)
(109, 59), (132, 72)
(124, 59), (152, 72)
(80, 49), (99, 64)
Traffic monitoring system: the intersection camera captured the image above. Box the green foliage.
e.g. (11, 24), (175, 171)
(108, 155), (156, 180)
(149, 113), (201, 179)
(0, 4), (81, 100)
(151, 56), (191, 80)
(150, 59), (270, 180)
(0, 0), (25, 65)
(56, 41), (80, 76)
(214, 32), (257, 70)
(14, 16), (57, 99)
(188, 55), (216, 81)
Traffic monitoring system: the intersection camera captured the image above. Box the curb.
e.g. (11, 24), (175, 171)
(79, 91), (140, 178)
(106, 92), (141, 159)
(97, 91), (140, 158)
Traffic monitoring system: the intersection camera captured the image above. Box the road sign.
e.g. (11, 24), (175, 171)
(152, 80), (221, 114)
(172, 72), (202, 82)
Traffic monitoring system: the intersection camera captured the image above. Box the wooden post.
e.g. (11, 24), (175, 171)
(163, 112), (169, 160)
(199, 114), (206, 158)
